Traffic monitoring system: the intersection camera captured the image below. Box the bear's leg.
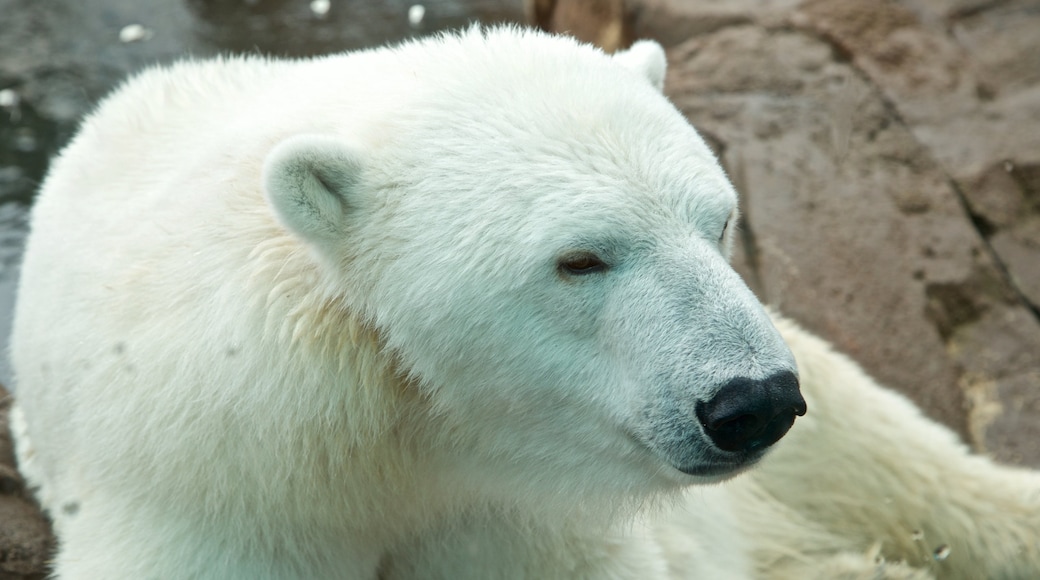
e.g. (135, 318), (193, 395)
(8, 403), (51, 512)
(730, 315), (1040, 579)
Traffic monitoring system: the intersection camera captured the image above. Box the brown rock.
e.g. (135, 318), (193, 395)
(525, 0), (635, 53)
(630, 0), (755, 48)
(983, 371), (1040, 465)
(960, 162), (1029, 232)
(990, 215), (1040, 308)
(0, 386), (52, 579)
(795, 0), (1040, 178)
(951, 1), (1040, 97)
(794, 0), (1040, 315)
(795, 0), (977, 124)
(948, 304), (1040, 381)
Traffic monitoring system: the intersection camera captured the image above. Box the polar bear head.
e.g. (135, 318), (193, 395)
(262, 28), (804, 508)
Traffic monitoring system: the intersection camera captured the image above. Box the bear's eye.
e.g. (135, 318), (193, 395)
(558, 252), (608, 276)
(719, 220), (730, 244)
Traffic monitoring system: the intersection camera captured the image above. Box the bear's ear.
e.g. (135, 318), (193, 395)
(612, 40), (667, 92)
(263, 135), (364, 245)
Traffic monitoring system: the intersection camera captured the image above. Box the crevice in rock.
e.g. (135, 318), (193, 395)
(967, 209), (997, 239)
(948, 178), (1040, 322)
(924, 281), (986, 341)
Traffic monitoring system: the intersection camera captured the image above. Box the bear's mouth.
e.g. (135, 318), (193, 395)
(623, 423), (770, 482)
(674, 452), (765, 480)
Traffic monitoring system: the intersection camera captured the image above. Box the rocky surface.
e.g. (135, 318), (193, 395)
(1, 0), (1038, 576)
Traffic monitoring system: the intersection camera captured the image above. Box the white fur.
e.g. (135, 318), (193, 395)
(10, 27), (1040, 579)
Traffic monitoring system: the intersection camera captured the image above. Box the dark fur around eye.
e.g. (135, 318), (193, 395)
(558, 252), (608, 276)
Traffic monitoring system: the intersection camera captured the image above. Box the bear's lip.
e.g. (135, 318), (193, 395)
(673, 452), (765, 481)
(621, 426), (766, 483)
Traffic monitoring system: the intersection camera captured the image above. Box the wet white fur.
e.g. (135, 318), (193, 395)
(10, 27), (1040, 579)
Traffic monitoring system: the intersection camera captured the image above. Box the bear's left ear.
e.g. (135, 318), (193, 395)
(263, 134), (365, 246)
(612, 40), (667, 92)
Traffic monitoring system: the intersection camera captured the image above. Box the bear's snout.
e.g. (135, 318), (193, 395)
(695, 371), (806, 454)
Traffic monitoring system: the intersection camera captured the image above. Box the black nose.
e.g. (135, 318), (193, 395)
(695, 371), (806, 454)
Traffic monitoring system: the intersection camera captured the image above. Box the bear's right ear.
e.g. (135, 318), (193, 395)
(612, 40), (667, 92)
(263, 134), (364, 245)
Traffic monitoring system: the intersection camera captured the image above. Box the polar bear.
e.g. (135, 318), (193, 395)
(8, 27), (1039, 579)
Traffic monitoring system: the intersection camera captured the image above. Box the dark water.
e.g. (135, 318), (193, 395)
(0, 0), (524, 388)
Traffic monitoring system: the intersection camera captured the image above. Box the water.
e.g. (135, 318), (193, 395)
(0, 0), (524, 389)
